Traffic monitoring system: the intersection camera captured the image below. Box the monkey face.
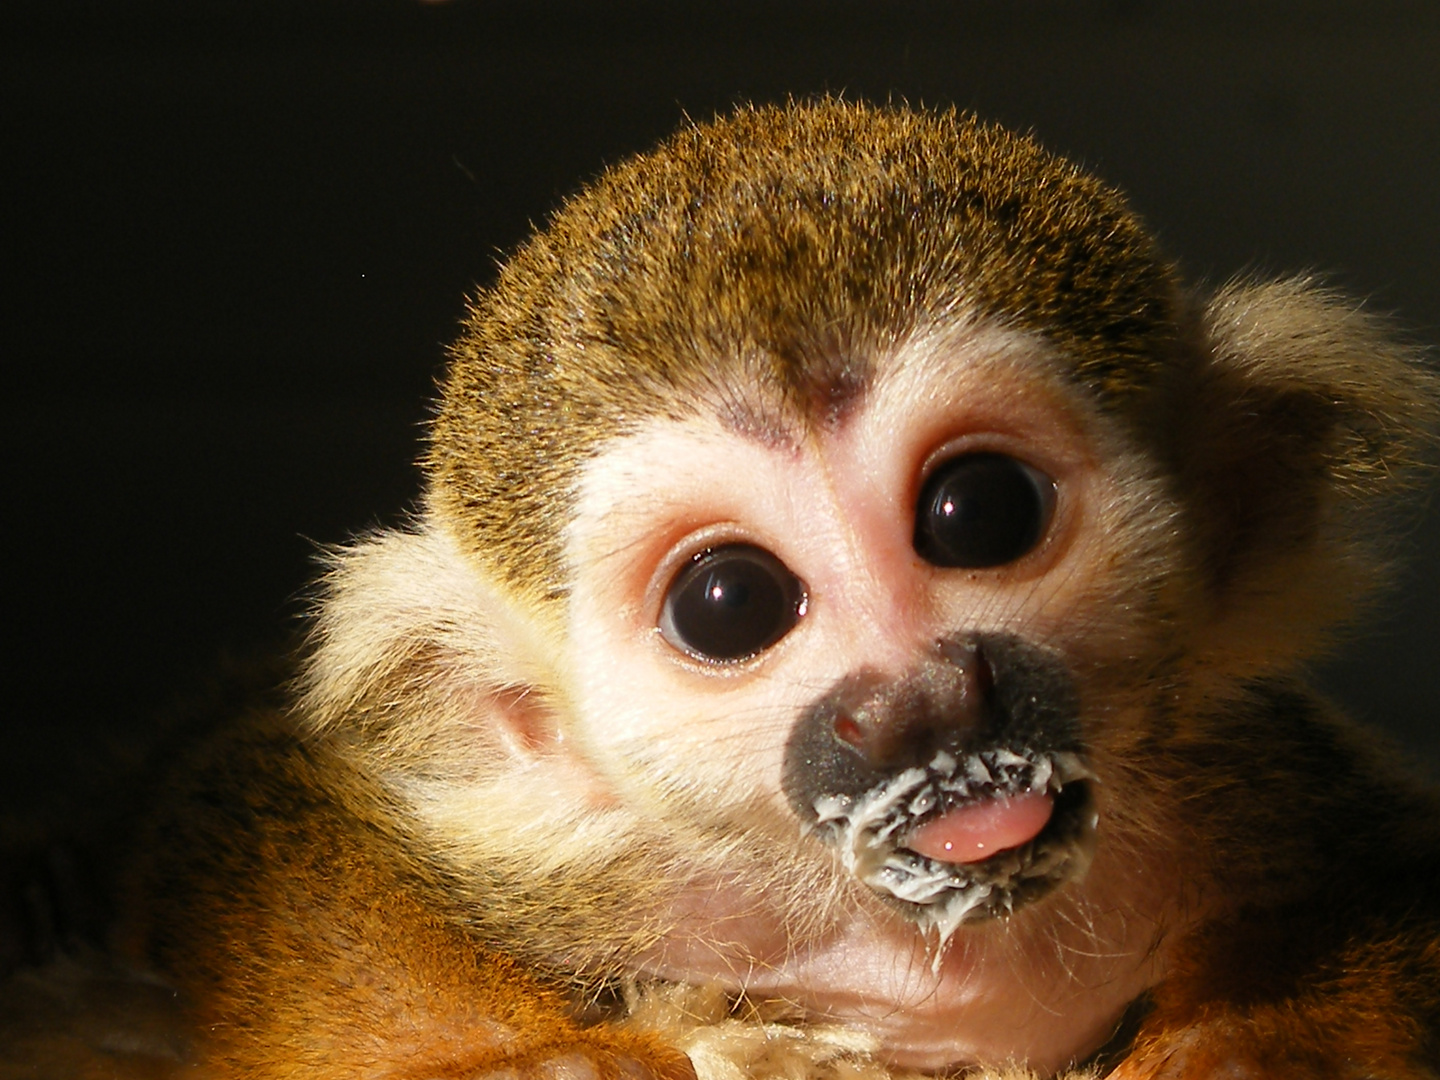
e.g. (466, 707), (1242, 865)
(560, 322), (1182, 949)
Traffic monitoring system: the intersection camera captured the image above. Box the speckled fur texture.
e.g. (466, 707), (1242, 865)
(428, 102), (1181, 613)
(6, 101), (1440, 1080)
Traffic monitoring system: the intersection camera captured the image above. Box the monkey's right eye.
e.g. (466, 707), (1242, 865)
(914, 452), (1056, 569)
(658, 544), (807, 663)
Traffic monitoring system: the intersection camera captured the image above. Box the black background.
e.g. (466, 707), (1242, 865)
(3, 0), (1438, 825)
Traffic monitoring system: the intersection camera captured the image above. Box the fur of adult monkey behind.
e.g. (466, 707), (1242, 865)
(16, 100), (1440, 1079)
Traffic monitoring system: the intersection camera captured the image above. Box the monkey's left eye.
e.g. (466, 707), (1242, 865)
(914, 452), (1056, 569)
(658, 544), (807, 663)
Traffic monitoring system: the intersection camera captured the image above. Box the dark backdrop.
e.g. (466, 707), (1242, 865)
(3, 0), (1438, 823)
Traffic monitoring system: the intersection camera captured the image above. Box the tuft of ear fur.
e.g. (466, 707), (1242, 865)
(1166, 276), (1438, 677)
(297, 524), (568, 775)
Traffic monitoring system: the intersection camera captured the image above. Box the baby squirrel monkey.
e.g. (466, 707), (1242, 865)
(112, 102), (1440, 1079)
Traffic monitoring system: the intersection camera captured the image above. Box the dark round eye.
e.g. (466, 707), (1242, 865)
(914, 452), (1056, 568)
(658, 544), (806, 662)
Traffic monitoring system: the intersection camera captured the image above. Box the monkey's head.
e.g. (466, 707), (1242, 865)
(301, 102), (1436, 1019)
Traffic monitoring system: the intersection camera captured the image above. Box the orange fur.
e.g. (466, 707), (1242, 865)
(111, 709), (692, 1080)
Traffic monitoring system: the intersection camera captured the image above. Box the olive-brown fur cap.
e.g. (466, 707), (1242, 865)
(430, 101), (1184, 607)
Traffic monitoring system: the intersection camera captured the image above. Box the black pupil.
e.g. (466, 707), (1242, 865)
(914, 452), (1052, 568)
(661, 545), (802, 662)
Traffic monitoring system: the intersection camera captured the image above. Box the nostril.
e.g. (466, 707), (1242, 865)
(830, 706), (899, 765)
(833, 716), (865, 749)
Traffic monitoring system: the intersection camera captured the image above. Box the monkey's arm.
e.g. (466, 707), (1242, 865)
(112, 712), (693, 1080)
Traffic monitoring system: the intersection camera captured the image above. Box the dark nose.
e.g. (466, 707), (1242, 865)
(826, 638), (995, 772)
(782, 636), (999, 811)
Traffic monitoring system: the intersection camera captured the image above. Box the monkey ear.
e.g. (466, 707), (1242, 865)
(297, 524), (568, 776)
(1165, 277), (1439, 672)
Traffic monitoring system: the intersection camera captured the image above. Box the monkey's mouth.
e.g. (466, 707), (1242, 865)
(807, 747), (1097, 946)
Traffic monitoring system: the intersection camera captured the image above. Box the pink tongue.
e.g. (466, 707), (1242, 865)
(905, 790), (1054, 865)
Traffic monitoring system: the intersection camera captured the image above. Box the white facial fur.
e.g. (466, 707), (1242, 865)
(562, 326), (1169, 800)
(545, 323), (1191, 1070)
